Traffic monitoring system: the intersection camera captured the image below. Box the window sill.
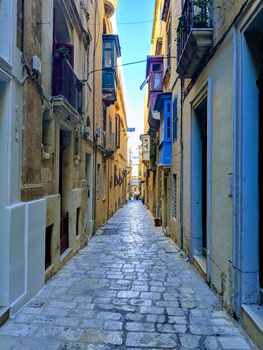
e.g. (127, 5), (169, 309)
(60, 248), (73, 262)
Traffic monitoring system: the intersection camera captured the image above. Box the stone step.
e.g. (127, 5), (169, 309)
(0, 307), (10, 326)
(242, 304), (263, 350)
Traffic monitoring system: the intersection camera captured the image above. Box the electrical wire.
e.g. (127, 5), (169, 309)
(86, 15), (181, 26)
(83, 56), (176, 82)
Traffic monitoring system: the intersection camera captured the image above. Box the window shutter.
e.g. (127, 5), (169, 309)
(115, 115), (120, 148)
(173, 97), (178, 141)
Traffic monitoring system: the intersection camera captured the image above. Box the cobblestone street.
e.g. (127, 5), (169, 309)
(0, 202), (257, 349)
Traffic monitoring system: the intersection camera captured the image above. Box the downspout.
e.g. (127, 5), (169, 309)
(92, 0), (99, 234)
(180, 77), (184, 250)
(107, 156), (110, 218)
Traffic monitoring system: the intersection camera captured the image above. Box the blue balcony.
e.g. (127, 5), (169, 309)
(102, 34), (121, 106)
(159, 141), (172, 166)
(154, 92), (172, 167)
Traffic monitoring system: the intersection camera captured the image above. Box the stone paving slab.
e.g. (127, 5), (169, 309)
(0, 201), (258, 349)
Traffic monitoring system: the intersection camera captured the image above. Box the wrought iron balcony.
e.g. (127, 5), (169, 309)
(104, 0), (117, 17)
(52, 54), (83, 115)
(176, 0), (213, 78)
(102, 131), (116, 157)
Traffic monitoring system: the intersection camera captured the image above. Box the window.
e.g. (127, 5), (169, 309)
(45, 225), (53, 269)
(153, 64), (161, 72)
(17, 0), (24, 51)
(160, 118), (164, 142)
(173, 175), (177, 219)
(173, 97), (178, 141)
(153, 73), (162, 90)
(104, 41), (113, 68)
(114, 165), (118, 186)
(96, 164), (100, 200)
(102, 107), (107, 148)
(167, 16), (172, 68)
(102, 159), (106, 198)
(76, 208), (80, 236)
(115, 115), (120, 148)
(167, 115), (171, 139)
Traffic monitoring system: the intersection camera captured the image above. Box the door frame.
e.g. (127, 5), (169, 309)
(190, 78), (212, 282)
(85, 152), (93, 238)
(233, 3), (263, 316)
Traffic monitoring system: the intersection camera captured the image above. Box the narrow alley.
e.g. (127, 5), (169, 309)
(0, 202), (257, 349)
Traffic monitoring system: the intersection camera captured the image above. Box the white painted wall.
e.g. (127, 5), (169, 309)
(0, 0), (47, 313)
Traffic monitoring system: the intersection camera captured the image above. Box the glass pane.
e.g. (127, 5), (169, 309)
(104, 50), (112, 67)
(153, 73), (162, 89)
(167, 117), (171, 138)
(105, 42), (112, 49)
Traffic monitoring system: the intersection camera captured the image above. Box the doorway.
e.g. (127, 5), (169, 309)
(257, 38), (263, 291)
(234, 18), (263, 312)
(86, 153), (93, 238)
(59, 128), (71, 255)
(192, 97), (208, 259)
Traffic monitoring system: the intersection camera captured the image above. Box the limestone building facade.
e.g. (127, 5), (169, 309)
(0, 0), (128, 321)
(142, 0), (263, 346)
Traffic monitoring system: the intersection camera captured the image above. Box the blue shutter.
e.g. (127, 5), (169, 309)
(164, 100), (172, 141)
(173, 97), (178, 141)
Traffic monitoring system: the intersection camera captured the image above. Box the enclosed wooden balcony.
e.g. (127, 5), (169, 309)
(145, 56), (164, 130)
(176, 0), (213, 78)
(154, 93), (172, 168)
(140, 134), (150, 165)
(102, 34), (121, 106)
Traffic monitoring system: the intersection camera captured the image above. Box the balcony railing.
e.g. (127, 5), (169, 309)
(53, 55), (83, 115)
(177, 0), (213, 77)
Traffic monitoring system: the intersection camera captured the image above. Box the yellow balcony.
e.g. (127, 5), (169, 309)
(104, 0), (117, 18)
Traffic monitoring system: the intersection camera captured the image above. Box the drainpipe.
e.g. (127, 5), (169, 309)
(107, 156), (110, 218)
(180, 78), (184, 250)
(92, 0), (99, 234)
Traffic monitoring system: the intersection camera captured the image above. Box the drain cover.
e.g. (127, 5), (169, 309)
(28, 301), (45, 308)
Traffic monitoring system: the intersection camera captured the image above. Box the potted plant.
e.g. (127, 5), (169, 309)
(193, 0), (210, 28)
(177, 15), (187, 37)
(54, 46), (71, 61)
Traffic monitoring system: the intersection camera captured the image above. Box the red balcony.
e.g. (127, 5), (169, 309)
(52, 54), (83, 115)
